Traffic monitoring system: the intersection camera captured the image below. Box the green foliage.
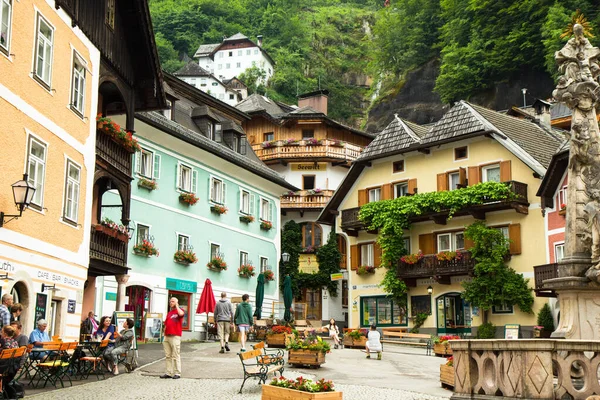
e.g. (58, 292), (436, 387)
(462, 221), (534, 318)
(347, 329), (365, 340)
(410, 312), (429, 334)
(537, 303), (555, 331)
(476, 322), (496, 339)
(287, 335), (331, 354)
(238, 66), (267, 95)
(279, 221), (341, 298)
(380, 269), (408, 306)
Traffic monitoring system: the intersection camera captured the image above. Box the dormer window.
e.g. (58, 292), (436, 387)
(162, 100), (172, 120)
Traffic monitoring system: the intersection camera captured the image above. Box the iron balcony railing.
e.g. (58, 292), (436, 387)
(397, 251), (475, 280)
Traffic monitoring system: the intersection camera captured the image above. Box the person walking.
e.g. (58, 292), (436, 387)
(161, 297), (184, 379)
(214, 292), (234, 354)
(0, 294), (13, 330)
(234, 294), (253, 352)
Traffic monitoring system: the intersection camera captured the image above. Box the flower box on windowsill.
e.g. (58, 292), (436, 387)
(137, 178), (157, 191)
(179, 193), (199, 206)
(210, 204), (228, 215)
(558, 208), (566, 216)
(173, 250), (198, 265)
(263, 270), (275, 282)
(133, 249), (150, 258)
(94, 224), (129, 243)
(239, 215), (255, 224)
(133, 240), (159, 257)
(260, 221), (273, 231)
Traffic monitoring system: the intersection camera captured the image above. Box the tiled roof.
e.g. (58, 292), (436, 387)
(356, 116), (422, 161)
(420, 102), (492, 144)
(191, 105), (222, 121)
(224, 33), (248, 41)
(174, 61), (211, 77)
(288, 106), (322, 115)
(235, 94), (286, 117)
(136, 111), (296, 190)
(194, 43), (219, 57)
(222, 120), (245, 135)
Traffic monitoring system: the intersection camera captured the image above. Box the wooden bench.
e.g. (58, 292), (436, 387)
(238, 349), (284, 394)
(381, 332), (432, 355)
(251, 341), (284, 364)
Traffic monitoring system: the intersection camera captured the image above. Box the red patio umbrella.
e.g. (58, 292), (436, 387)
(196, 278), (216, 341)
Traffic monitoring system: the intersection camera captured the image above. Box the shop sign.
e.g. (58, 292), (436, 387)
(67, 299), (76, 314)
(105, 292), (117, 301)
(291, 163), (327, 171)
(0, 259), (83, 288)
(166, 278), (197, 293)
(299, 254), (318, 274)
(330, 273), (343, 281)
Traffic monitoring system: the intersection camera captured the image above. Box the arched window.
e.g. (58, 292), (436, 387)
(301, 222), (322, 249)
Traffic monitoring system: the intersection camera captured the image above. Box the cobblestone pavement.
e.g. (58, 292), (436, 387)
(28, 342), (452, 400)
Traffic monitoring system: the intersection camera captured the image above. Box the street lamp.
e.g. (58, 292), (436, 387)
(0, 174), (37, 227)
(427, 286), (433, 295)
(282, 253), (290, 263)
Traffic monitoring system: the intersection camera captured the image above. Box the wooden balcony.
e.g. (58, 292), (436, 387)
(96, 129), (133, 178)
(89, 225), (129, 276)
(398, 251), (475, 287)
(251, 140), (364, 165)
(341, 207), (364, 234)
(281, 189), (334, 210)
(533, 263), (558, 297)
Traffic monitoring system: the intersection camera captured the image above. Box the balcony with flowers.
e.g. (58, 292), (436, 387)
(397, 250), (474, 286)
(96, 115), (139, 177)
(251, 138), (364, 165)
(281, 188), (335, 210)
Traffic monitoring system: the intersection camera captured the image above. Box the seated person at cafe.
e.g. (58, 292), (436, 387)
(104, 318), (135, 376)
(29, 319), (51, 359)
(10, 303), (23, 323)
(95, 316), (115, 340)
(0, 326), (19, 389)
(11, 321), (28, 347)
(1, 325), (18, 350)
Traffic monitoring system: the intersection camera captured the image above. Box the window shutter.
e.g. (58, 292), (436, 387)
(192, 170), (198, 193)
(135, 151), (141, 174)
(468, 166), (480, 186)
(250, 194), (255, 215)
(508, 223), (521, 255)
(437, 173), (448, 192)
(459, 167), (467, 187)
(153, 154), (161, 179)
(408, 178), (417, 194)
(350, 245), (359, 271)
(208, 178), (214, 201)
(269, 201), (274, 222)
(176, 163), (181, 189)
(240, 138), (247, 155)
(222, 182), (227, 204)
(358, 189), (367, 206)
(238, 190), (243, 212)
(500, 160), (512, 182)
(382, 184), (392, 200)
(418, 233), (435, 255)
(374, 242), (382, 268)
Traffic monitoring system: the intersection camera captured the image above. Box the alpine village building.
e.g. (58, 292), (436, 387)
(0, 0), (165, 340)
(236, 90), (375, 325)
(319, 101), (565, 337)
(97, 73), (296, 340)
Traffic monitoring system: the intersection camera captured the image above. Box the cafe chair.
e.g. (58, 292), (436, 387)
(32, 342), (72, 388)
(78, 339), (109, 380)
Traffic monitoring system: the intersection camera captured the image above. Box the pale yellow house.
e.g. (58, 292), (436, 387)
(319, 102), (564, 337)
(0, 0), (101, 338)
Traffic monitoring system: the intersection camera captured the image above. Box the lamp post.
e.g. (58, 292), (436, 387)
(0, 174), (37, 227)
(427, 286), (433, 295)
(281, 252), (290, 264)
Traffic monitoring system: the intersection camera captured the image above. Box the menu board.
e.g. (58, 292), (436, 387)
(504, 324), (520, 340)
(113, 311), (137, 350)
(35, 293), (47, 322)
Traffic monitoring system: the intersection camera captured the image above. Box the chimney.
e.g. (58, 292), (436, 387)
(298, 90), (329, 115)
(532, 99), (552, 130)
(257, 35), (263, 47)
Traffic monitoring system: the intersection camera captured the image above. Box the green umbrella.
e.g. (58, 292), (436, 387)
(254, 273), (265, 320)
(283, 275), (293, 322)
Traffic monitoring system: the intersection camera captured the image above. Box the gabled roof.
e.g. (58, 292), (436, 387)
(174, 62), (211, 77)
(236, 94), (287, 117)
(224, 32), (248, 41)
(193, 33), (275, 65)
(195, 43), (220, 57)
(420, 101), (494, 144)
(356, 115), (423, 162)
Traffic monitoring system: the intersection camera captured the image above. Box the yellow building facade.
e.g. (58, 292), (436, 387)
(320, 102), (564, 337)
(0, 0), (100, 339)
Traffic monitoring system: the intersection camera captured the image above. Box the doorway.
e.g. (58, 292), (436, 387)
(49, 300), (62, 337)
(436, 293), (471, 335)
(126, 286), (152, 341)
(301, 288), (322, 321)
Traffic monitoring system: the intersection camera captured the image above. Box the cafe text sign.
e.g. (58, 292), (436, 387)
(291, 163), (327, 171)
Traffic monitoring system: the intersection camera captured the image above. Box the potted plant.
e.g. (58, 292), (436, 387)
(133, 239), (159, 257)
(400, 251), (424, 265)
(239, 214), (255, 223)
(266, 325), (294, 348)
(260, 220), (273, 231)
(356, 265), (377, 275)
(207, 255), (227, 271)
(263, 270), (275, 282)
(210, 204), (228, 215)
(534, 303), (554, 338)
(306, 188), (323, 196)
(559, 203), (566, 216)
(284, 138), (299, 146)
(433, 335), (460, 356)
(329, 139), (345, 148)
(96, 217), (129, 243)
(137, 177), (157, 190)
(261, 140), (277, 149)
(263, 376), (340, 399)
(286, 335), (330, 368)
(436, 251), (463, 262)
(173, 249), (198, 265)
(303, 138), (321, 146)
(342, 329), (367, 348)
(283, 190), (299, 197)
(179, 192), (199, 206)
(238, 264), (255, 278)
(96, 114), (141, 152)
(440, 356), (454, 388)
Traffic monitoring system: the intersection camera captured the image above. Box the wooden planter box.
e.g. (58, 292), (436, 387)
(533, 329), (552, 338)
(342, 336), (366, 348)
(440, 364), (454, 389)
(288, 349), (326, 368)
(266, 333), (293, 348)
(434, 342), (453, 356)
(262, 385), (342, 399)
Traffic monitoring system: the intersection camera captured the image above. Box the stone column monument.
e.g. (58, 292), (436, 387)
(546, 23), (600, 339)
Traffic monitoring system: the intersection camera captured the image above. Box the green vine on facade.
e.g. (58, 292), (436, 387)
(358, 182), (517, 303)
(279, 221), (341, 299)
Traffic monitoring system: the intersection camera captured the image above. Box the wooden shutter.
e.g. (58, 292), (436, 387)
(153, 154), (161, 179)
(419, 233), (435, 255)
(222, 182), (228, 205)
(508, 223), (521, 255)
(459, 167), (467, 187)
(437, 173), (448, 192)
(408, 178), (417, 194)
(468, 166), (480, 186)
(192, 170), (198, 193)
(374, 242), (382, 268)
(382, 184), (393, 200)
(350, 245), (359, 271)
(500, 160), (512, 182)
(358, 189), (368, 206)
(249, 193), (255, 215)
(134, 151), (141, 174)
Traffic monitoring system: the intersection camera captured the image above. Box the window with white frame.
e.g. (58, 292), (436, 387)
(34, 14), (54, 88)
(240, 251), (248, 267)
(27, 136), (46, 208)
(360, 243), (374, 267)
(254, 49), (258, 55)
(448, 172), (460, 190)
(394, 182), (409, 198)
(368, 188), (381, 203)
(178, 164), (193, 192)
(0, 0), (13, 55)
(482, 164), (501, 182)
(240, 189), (253, 214)
(495, 226), (509, 240)
(136, 224), (150, 245)
(62, 160), (80, 223)
(237, 50), (242, 56)
(70, 52), (86, 116)
(236, 62), (241, 68)
(558, 185), (567, 209)
(226, 63), (230, 69)
(218, 93), (224, 100)
(177, 234), (190, 251)
(210, 177), (226, 204)
(228, 51), (232, 57)
(207, 122), (214, 140)
(246, 49), (251, 55)
(210, 243), (220, 258)
(437, 232), (464, 252)
(555, 243), (565, 263)
(260, 198), (271, 221)
(139, 149), (154, 178)
(200, 78), (207, 87)
(260, 256), (268, 273)
(217, 64), (222, 70)
(218, 52), (223, 58)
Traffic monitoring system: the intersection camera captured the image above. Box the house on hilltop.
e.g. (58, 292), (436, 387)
(174, 61), (246, 106)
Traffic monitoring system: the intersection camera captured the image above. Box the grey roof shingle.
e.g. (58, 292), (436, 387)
(235, 94), (286, 117)
(136, 111), (296, 190)
(356, 116), (422, 161)
(420, 102), (491, 144)
(224, 33), (248, 41)
(194, 43), (219, 57)
(174, 62), (211, 77)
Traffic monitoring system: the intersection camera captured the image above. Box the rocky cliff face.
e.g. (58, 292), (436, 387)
(365, 59), (556, 134)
